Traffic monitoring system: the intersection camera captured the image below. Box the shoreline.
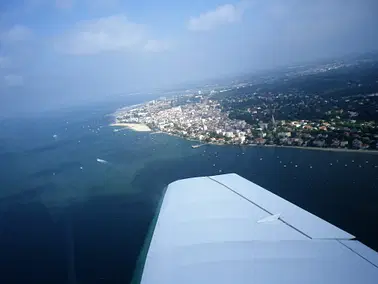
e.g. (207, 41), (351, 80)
(152, 131), (378, 154)
(263, 145), (378, 155)
(110, 123), (151, 132)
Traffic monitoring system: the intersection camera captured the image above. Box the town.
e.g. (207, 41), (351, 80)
(114, 90), (378, 151)
(114, 58), (378, 151)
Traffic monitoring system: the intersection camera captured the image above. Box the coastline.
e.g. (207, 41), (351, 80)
(267, 145), (378, 155)
(153, 131), (378, 154)
(110, 123), (151, 132)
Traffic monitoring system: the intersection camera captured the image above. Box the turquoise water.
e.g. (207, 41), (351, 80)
(1, 103), (378, 283)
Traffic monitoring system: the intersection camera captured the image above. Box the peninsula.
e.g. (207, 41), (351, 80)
(113, 57), (378, 151)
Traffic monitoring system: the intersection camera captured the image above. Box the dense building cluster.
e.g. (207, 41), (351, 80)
(116, 99), (251, 144)
(115, 93), (378, 150)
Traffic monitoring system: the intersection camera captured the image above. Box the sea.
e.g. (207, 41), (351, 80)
(0, 99), (378, 284)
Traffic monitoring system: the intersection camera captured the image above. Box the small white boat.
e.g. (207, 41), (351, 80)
(191, 144), (204, 149)
(96, 158), (108, 164)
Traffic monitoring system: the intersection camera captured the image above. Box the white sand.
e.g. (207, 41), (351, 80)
(110, 123), (151, 132)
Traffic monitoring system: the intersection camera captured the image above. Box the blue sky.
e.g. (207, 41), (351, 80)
(0, 0), (377, 115)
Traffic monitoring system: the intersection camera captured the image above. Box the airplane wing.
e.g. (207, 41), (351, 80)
(133, 173), (378, 284)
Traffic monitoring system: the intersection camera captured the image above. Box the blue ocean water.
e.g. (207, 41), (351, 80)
(0, 102), (378, 283)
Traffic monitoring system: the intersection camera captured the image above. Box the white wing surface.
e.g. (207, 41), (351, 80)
(136, 173), (378, 284)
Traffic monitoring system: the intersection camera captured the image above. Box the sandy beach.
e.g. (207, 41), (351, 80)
(110, 123), (151, 132)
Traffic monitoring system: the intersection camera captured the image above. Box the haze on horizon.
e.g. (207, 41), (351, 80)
(0, 0), (377, 116)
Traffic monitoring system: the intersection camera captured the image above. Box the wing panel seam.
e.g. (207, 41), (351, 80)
(337, 240), (378, 269)
(207, 176), (312, 240)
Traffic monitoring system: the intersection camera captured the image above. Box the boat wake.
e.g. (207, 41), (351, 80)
(96, 158), (109, 164)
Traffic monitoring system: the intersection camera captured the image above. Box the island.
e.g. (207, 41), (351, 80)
(113, 55), (378, 152)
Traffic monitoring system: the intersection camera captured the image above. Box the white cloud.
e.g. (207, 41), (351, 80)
(1, 25), (32, 42)
(55, 15), (171, 55)
(4, 75), (24, 87)
(144, 40), (171, 53)
(55, 15), (146, 55)
(188, 3), (247, 31)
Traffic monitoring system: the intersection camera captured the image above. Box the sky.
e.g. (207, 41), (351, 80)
(0, 0), (377, 115)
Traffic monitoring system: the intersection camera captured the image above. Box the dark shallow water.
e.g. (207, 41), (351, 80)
(0, 105), (377, 283)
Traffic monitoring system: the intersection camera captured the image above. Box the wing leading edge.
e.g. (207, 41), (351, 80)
(136, 173), (378, 284)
